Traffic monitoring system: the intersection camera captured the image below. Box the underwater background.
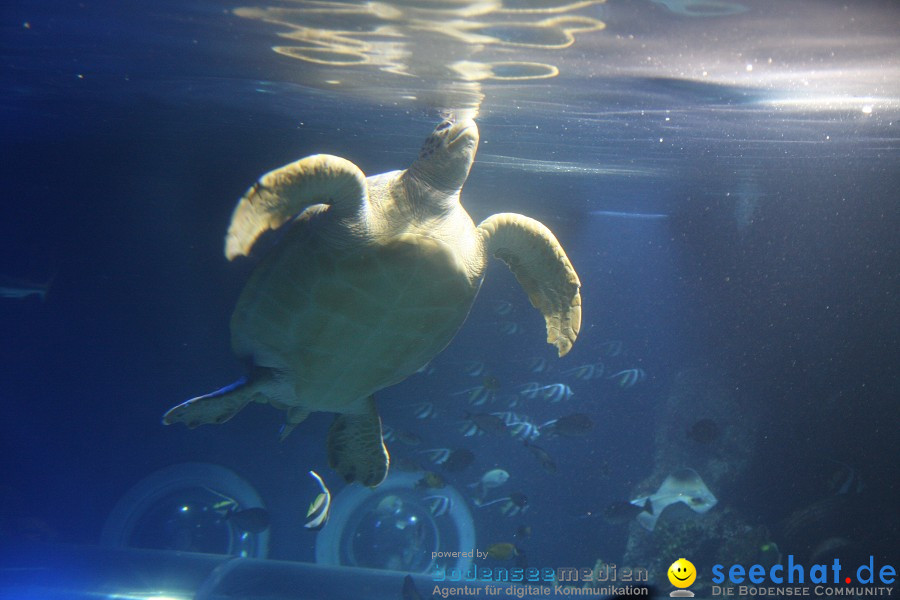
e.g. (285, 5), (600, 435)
(1, 0), (898, 596)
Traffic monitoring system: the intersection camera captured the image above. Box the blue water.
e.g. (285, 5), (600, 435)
(1, 0), (898, 594)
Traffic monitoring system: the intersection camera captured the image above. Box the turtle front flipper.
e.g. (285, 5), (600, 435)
(225, 154), (368, 260)
(163, 377), (260, 428)
(478, 213), (582, 357)
(327, 397), (390, 487)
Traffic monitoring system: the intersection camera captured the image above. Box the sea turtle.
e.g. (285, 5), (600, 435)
(163, 118), (581, 487)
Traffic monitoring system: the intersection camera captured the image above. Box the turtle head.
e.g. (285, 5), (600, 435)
(408, 118), (479, 195)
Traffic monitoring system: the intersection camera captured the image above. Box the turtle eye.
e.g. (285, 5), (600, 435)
(435, 121), (452, 131)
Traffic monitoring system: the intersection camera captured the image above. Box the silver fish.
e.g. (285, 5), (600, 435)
(490, 411), (522, 426)
(524, 442), (556, 473)
(540, 413), (593, 437)
(493, 300), (514, 316)
(589, 210), (669, 220)
(416, 363), (436, 376)
(598, 340), (623, 357)
(538, 383), (574, 403)
(420, 447), (452, 465)
(516, 382), (543, 400)
(304, 470), (332, 530)
(609, 368), (646, 389)
(0, 274), (54, 301)
(497, 393), (520, 408)
(508, 419), (541, 442)
(526, 356), (551, 373)
(465, 412), (507, 434)
(517, 382), (573, 402)
(413, 402), (436, 419)
(424, 495), (452, 518)
(452, 385), (494, 407)
(458, 421), (483, 437)
(472, 468), (509, 490)
(562, 362), (605, 381)
(498, 320), (523, 335)
(462, 360), (486, 377)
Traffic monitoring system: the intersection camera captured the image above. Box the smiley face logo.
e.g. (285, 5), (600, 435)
(668, 558), (696, 588)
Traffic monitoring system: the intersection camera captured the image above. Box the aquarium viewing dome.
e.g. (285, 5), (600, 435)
(100, 462), (270, 558)
(315, 470), (475, 573)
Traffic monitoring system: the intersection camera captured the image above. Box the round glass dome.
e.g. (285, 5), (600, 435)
(101, 462), (269, 558)
(315, 471), (475, 573)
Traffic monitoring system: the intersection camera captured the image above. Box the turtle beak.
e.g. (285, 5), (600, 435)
(449, 119), (478, 149)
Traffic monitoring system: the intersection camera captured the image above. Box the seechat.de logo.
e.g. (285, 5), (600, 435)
(711, 555), (896, 586)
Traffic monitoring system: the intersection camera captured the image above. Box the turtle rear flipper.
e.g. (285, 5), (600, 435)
(327, 397), (390, 487)
(163, 377), (260, 428)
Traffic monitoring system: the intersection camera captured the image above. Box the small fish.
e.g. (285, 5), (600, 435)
(304, 470), (332, 530)
(420, 447), (451, 465)
(413, 402), (436, 419)
(474, 494), (510, 508)
(598, 340), (623, 357)
(523, 442), (556, 473)
(502, 492), (529, 516)
(477, 493), (529, 517)
(526, 357), (551, 373)
(538, 383), (574, 403)
(517, 382), (543, 400)
(452, 385), (494, 407)
(514, 524), (532, 540)
(458, 421), (484, 437)
(608, 368), (646, 389)
(424, 495), (453, 518)
(562, 362), (605, 381)
(416, 363), (436, 376)
(828, 460), (864, 495)
(497, 393), (520, 408)
(415, 471), (446, 490)
(376, 494), (404, 517)
(462, 361), (486, 377)
(391, 456), (423, 472)
(0, 274), (54, 301)
(493, 300), (514, 316)
(589, 210), (669, 220)
(465, 412), (507, 434)
(485, 542), (519, 561)
(540, 413), (594, 437)
(469, 468), (510, 497)
(498, 320), (523, 335)
(382, 425), (396, 443)
(226, 507), (271, 533)
(441, 448), (475, 472)
(394, 430), (423, 446)
(508, 419), (541, 442)
(212, 498), (237, 512)
(518, 382), (569, 401)
(490, 411), (522, 426)
(602, 497), (653, 526)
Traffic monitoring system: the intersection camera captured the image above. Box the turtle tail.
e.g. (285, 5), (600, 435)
(327, 396), (390, 487)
